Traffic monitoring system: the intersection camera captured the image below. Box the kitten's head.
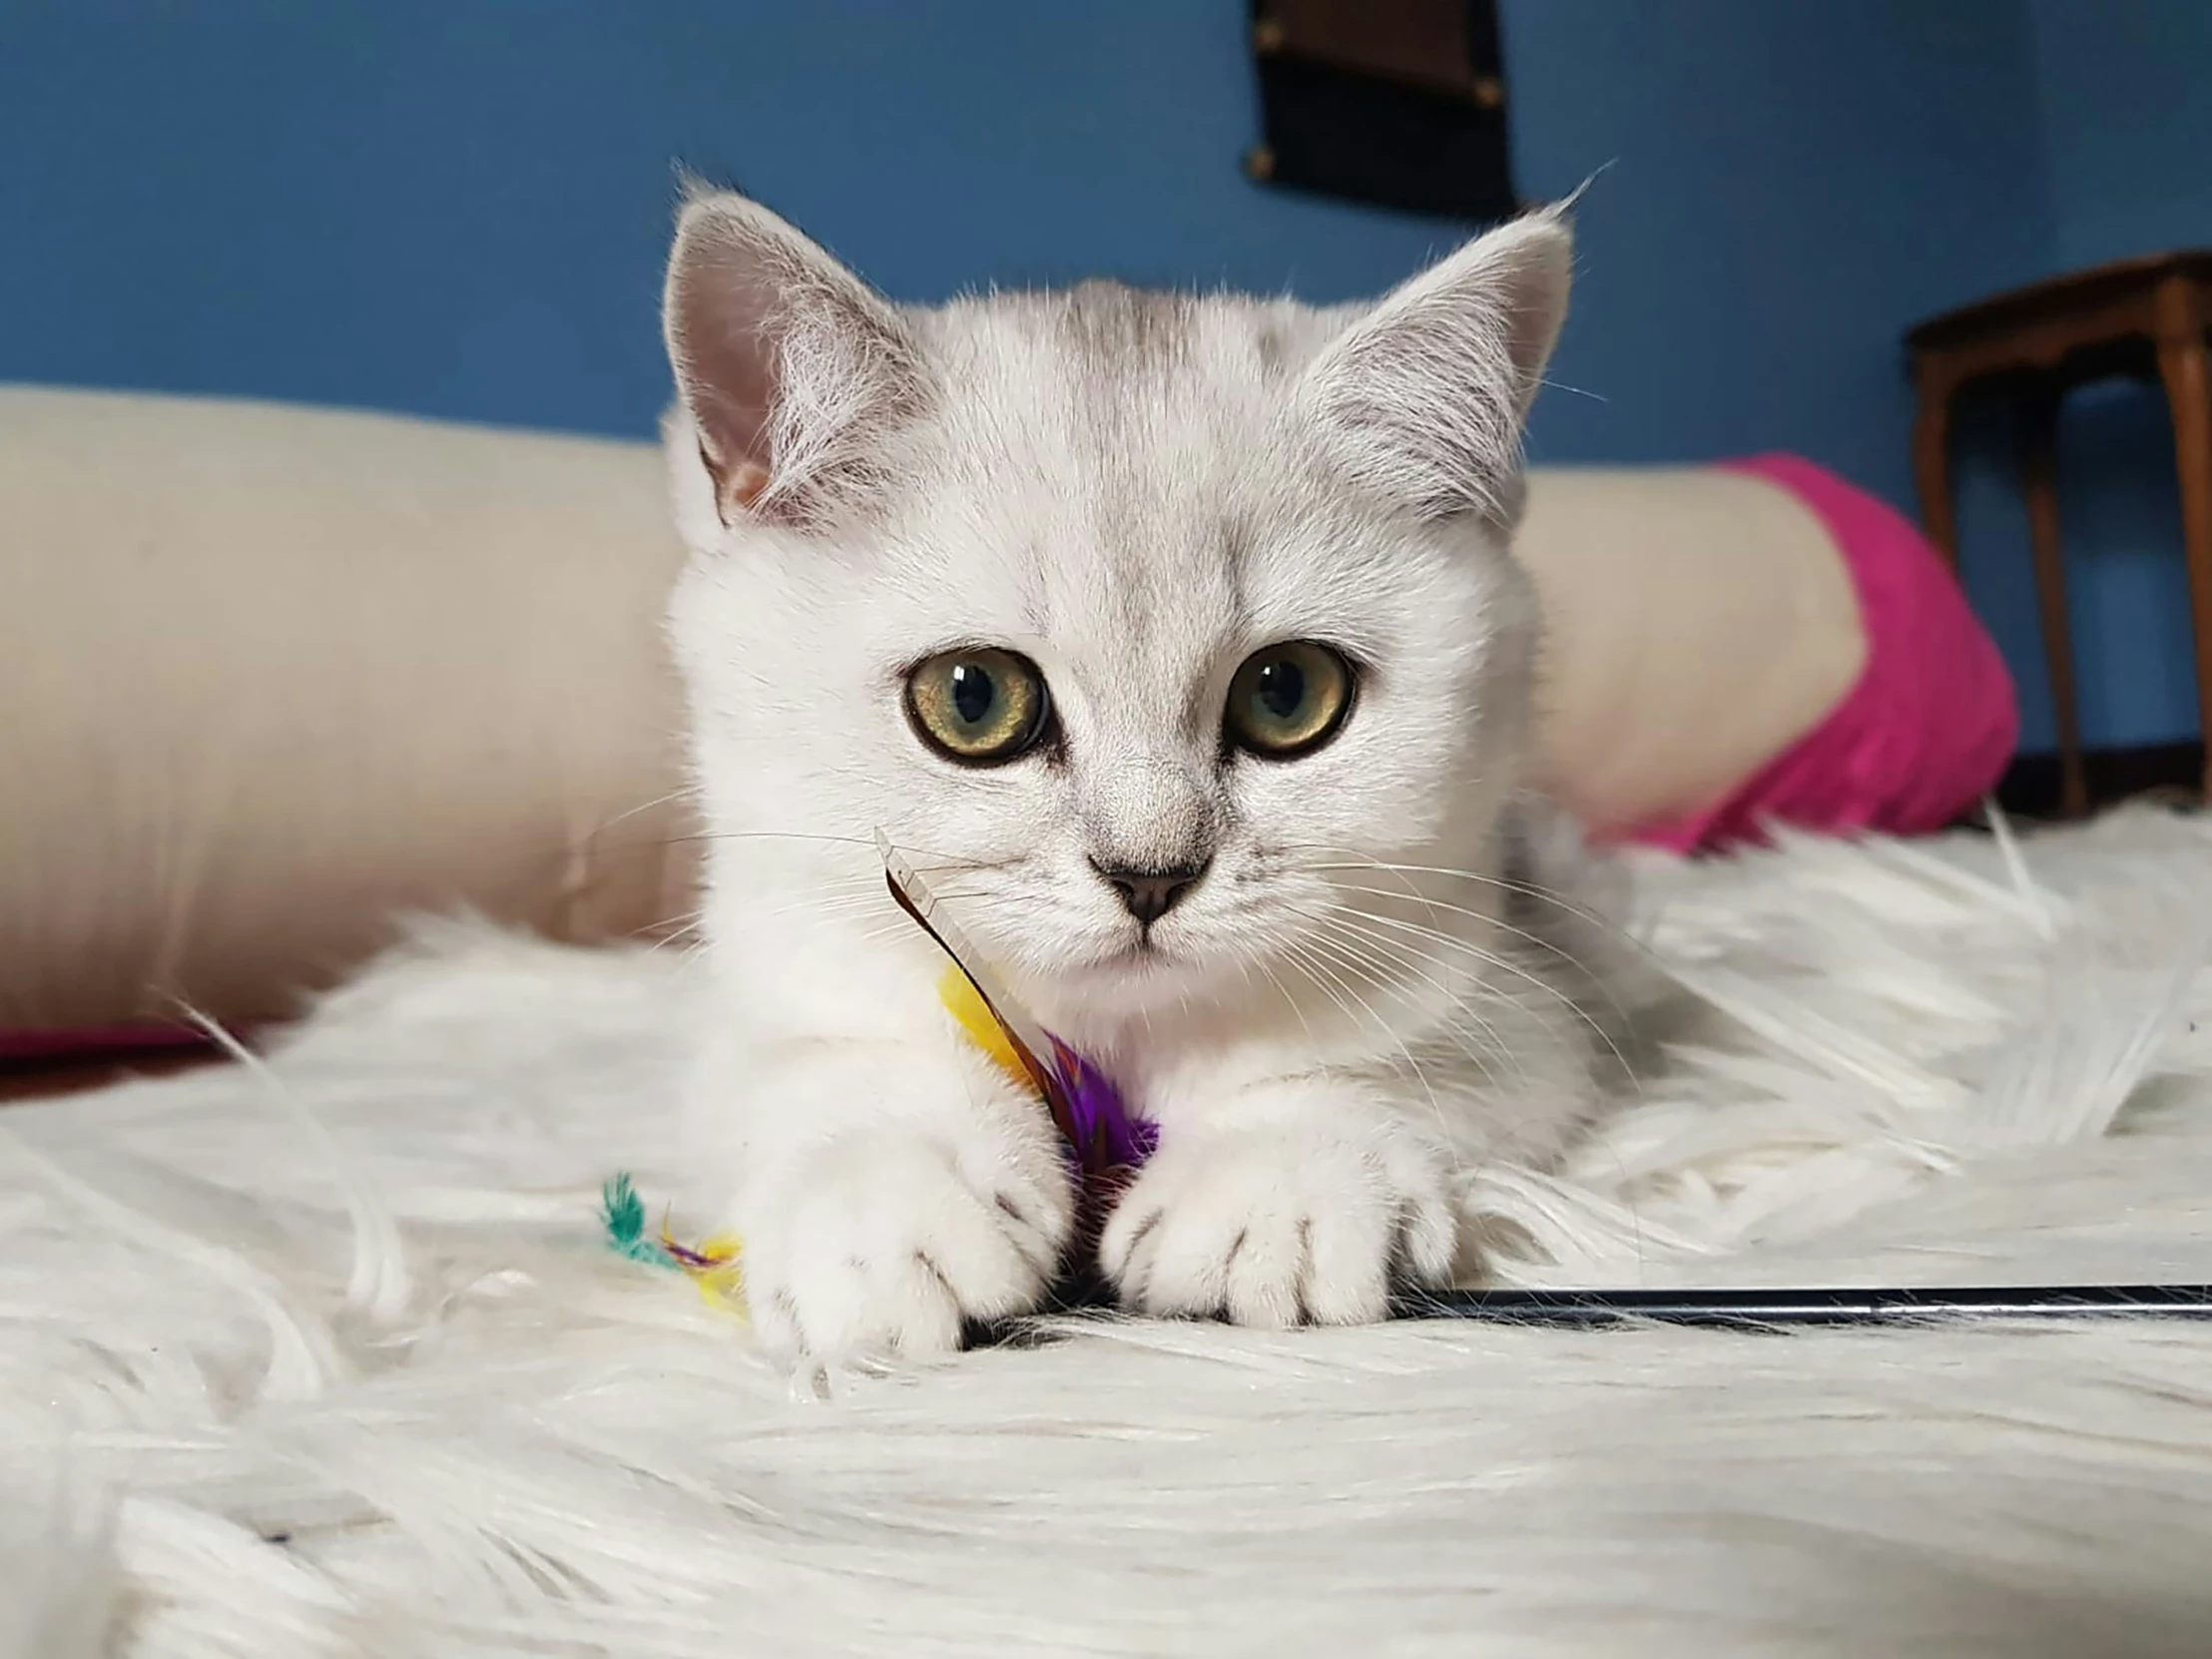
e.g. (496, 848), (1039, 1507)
(664, 190), (1570, 1033)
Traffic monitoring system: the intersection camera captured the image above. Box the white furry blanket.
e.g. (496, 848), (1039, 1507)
(7, 812), (2212, 1657)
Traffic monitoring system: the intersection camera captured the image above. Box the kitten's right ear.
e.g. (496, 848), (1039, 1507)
(663, 190), (928, 529)
(1301, 205), (1572, 523)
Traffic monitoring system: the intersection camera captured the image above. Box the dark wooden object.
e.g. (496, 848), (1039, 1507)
(0, 1049), (222, 1104)
(1246, 0), (1515, 223)
(1995, 739), (2204, 822)
(1908, 252), (2212, 815)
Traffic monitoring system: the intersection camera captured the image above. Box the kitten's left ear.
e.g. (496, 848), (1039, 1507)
(664, 188), (929, 529)
(1302, 206), (1572, 521)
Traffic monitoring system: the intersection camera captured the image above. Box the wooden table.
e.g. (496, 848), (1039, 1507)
(1907, 252), (2212, 816)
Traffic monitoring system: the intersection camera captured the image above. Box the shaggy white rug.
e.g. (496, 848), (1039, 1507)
(7, 811), (2212, 1657)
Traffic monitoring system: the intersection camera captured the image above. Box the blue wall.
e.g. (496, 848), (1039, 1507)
(1503, 0), (2050, 490)
(3, 1), (2206, 755)
(2006, 0), (2212, 749)
(0, 2), (1445, 437)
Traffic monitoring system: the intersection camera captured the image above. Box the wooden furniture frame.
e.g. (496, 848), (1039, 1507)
(1908, 253), (2212, 816)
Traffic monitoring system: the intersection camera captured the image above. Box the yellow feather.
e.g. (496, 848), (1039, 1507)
(684, 1233), (747, 1318)
(937, 962), (1036, 1087)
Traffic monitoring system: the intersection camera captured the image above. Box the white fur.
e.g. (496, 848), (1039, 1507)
(660, 192), (1610, 1352)
(9, 813), (2212, 1654)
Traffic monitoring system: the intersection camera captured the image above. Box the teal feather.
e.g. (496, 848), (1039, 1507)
(600, 1172), (675, 1269)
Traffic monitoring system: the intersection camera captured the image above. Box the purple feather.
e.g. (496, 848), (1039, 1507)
(1047, 1036), (1158, 1177)
(874, 832), (1156, 1204)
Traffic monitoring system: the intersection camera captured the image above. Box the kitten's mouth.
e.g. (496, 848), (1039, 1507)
(1087, 934), (1180, 974)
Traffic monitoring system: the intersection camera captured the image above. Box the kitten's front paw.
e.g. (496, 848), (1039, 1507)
(743, 1125), (1073, 1357)
(1100, 1118), (1455, 1327)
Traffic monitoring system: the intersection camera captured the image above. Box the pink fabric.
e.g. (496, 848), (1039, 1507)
(1622, 453), (2017, 854)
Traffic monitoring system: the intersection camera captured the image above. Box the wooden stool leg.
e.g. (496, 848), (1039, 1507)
(2018, 393), (2088, 817)
(1912, 364), (1959, 573)
(2155, 309), (2212, 801)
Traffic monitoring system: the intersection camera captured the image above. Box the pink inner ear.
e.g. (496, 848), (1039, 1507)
(725, 459), (772, 512)
(681, 339), (776, 515)
(669, 231), (791, 516)
(697, 434), (771, 515)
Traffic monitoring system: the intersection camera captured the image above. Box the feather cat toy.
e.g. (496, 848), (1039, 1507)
(602, 832), (1154, 1316)
(873, 830), (1156, 1190)
(604, 845), (2212, 1336)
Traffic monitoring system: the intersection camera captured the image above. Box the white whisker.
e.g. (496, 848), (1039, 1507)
(1328, 903), (1635, 1087)
(1287, 907), (1524, 1092)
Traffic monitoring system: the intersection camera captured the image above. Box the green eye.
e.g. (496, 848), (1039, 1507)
(905, 648), (1052, 764)
(1225, 641), (1354, 758)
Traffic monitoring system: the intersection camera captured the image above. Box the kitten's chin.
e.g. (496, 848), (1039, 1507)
(1039, 935), (1243, 1025)
(1060, 938), (1182, 989)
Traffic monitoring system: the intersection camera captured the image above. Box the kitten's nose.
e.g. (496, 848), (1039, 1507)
(1090, 858), (1209, 926)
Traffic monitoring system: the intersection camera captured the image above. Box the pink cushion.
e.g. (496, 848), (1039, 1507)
(1623, 454), (2017, 852)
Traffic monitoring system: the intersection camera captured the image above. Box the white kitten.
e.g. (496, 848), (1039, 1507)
(661, 189), (1626, 1355)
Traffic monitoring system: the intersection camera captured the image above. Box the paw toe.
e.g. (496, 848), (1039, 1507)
(1221, 1221), (1309, 1329)
(1394, 1191), (1459, 1288)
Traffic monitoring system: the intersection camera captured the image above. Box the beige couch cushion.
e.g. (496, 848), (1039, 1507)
(0, 385), (694, 1034)
(0, 385), (1862, 1037)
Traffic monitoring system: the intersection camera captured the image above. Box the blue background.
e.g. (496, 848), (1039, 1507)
(4, 0), (2208, 756)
